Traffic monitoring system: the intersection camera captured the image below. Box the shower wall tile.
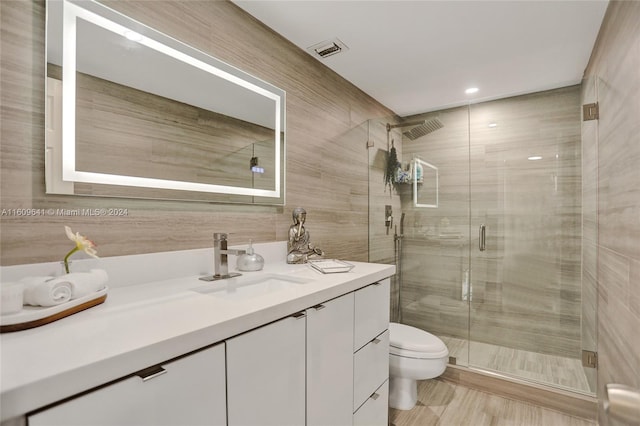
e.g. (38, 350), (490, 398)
(583, 1), (640, 424)
(0, 0), (395, 265)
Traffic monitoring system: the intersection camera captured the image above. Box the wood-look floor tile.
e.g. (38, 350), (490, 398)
(390, 379), (596, 426)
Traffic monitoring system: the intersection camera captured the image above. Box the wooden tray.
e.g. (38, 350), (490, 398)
(0, 287), (108, 333)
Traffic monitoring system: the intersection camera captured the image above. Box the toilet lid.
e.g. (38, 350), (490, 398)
(389, 323), (448, 356)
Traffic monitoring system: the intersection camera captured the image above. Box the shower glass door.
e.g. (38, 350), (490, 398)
(468, 86), (592, 393)
(368, 84), (596, 396)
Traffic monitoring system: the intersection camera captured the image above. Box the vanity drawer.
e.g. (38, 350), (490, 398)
(353, 380), (389, 426)
(353, 329), (389, 411)
(354, 278), (390, 351)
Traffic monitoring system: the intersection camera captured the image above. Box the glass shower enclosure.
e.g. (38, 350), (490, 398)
(368, 85), (596, 395)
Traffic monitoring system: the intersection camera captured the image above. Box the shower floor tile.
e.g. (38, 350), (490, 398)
(439, 336), (593, 394)
(389, 379), (596, 426)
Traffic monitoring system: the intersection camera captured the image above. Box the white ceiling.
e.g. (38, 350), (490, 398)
(233, 1), (608, 117)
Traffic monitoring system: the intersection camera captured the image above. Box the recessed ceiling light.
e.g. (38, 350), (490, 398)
(488, 122), (497, 128)
(528, 156), (543, 161)
(465, 87), (479, 95)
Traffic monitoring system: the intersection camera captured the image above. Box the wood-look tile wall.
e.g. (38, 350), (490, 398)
(0, 0), (396, 266)
(582, 1), (640, 424)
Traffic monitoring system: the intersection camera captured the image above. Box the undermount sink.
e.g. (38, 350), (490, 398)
(192, 274), (312, 301)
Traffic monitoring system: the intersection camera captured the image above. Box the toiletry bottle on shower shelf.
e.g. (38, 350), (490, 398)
(414, 161), (423, 183)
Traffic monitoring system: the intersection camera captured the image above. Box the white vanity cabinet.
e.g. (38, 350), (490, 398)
(226, 314), (306, 426)
(353, 278), (391, 425)
(306, 293), (355, 426)
(226, 292), (356, 426)
(27, 343), (226, 426)
(14, 272), (393, 426)
(226, 281), (390, 426)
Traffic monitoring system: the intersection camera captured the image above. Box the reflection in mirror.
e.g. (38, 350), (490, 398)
(413, 158), (438, 208)
(45, 0), (285, 204)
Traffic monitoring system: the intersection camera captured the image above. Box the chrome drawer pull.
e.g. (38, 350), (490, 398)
(313, 304), (326, 311)
(373, 281), (383, 286)
(372, 338), (381, 344)
(136, 365), (167, 382)
(370, 392), (380, 401)
(292, 311), (306, 319)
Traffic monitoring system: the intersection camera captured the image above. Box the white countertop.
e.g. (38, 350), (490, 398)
(0, 254), (394, 421)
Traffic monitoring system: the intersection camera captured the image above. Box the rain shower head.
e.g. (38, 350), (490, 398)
(403, 118), (443, 140)
(387, 118), (444, 140)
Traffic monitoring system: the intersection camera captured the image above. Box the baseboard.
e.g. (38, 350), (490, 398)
(441, 365), (598, 421)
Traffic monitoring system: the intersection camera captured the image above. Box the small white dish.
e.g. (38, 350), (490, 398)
(308, 259), (355, 274)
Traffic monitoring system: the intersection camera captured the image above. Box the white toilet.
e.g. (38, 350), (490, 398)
(388, 322), (449, 410)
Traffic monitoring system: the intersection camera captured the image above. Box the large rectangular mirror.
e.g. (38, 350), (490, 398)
(46, 0), (285, 204)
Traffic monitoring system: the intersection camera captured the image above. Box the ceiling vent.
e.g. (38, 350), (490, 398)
(307, 38), (349, 59)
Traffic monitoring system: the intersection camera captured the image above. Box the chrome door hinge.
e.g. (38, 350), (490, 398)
(582, 350), (598, 368)
(583, 103), (599, 121)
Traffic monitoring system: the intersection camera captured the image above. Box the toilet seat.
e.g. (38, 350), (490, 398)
(389, 323), (449, 359)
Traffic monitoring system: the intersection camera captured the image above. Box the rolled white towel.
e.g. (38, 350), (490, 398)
(48, 269), (108, 299)
(21, 276), (72, 307)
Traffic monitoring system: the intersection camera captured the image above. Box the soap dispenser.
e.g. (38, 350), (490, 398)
(237, 240), (264, 272)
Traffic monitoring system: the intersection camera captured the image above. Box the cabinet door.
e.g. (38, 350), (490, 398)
(28, 343), (226, 426)
(354, 279), (390, 351)
(307, 293), (354, 426)
(227, 314), (306, 426)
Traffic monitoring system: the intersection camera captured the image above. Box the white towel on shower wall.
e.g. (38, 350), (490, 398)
(21, 276), (72, 307)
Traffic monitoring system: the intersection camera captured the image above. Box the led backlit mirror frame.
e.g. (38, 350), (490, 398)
(47, 0), (285, 203)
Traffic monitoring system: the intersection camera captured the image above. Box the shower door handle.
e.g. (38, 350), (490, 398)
(479, 224), (486, 252)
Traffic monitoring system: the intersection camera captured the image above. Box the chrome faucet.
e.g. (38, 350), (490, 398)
(199, 233), (246, 281)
